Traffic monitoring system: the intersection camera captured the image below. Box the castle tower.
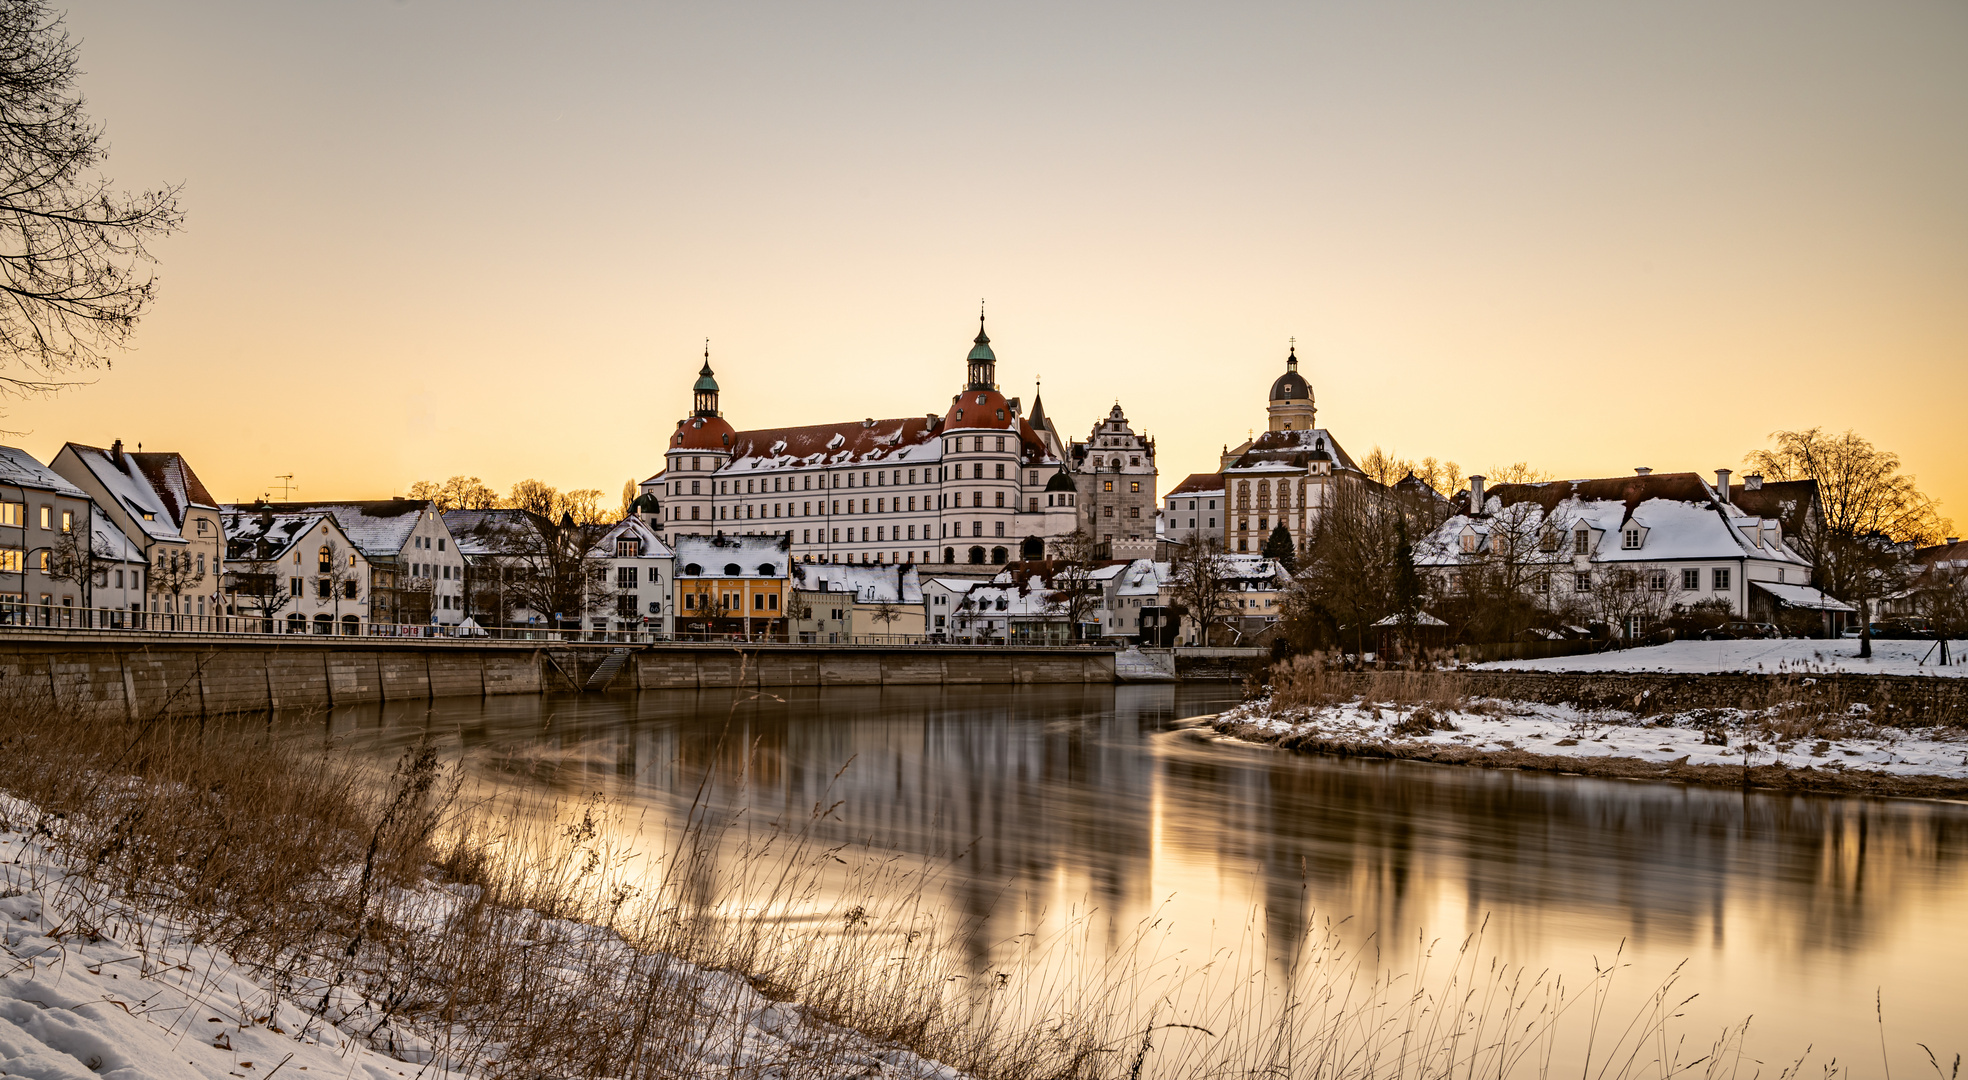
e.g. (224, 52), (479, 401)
(1267, 343), (1315, 432)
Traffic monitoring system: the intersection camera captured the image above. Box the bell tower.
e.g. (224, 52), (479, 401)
(1266, 341), (1316, 432)
(692, 341), (720, 417)
(966, 308), (997, 391)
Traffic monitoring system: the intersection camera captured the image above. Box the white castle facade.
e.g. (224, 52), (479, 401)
(636, 316), (1155, 569)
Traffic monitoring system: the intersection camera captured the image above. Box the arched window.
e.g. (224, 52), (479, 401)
(756, 563), (776, 576)
(944, 547), (956, 563)
(317, 546), (331, 573)
(723, 563), (741, 576)
(1020, 536), (1044, 560)
(990, 546), (1008, 565)
(340, 614), (359, 635)
(312, 613), (333, 635)
(967, 546), (985, 564)
(684, 563), (702, 575)
(285, 613), (305, 634)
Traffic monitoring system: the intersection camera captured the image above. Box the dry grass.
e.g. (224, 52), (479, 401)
(0, 674), (1893, 1079)
(1268, 654), (1469, 715)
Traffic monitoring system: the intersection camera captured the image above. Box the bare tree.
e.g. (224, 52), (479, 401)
(1910, 560), (1968, 666)
(1169, 536), (1236, 646)
(1590, 565), (1674, 645)
(497, 481), (614, 629)
(406, 476), (500, 512)
(46, 525), (113, 608)
(1043, 528), (1104, 640)
(224, 537), (293, 627)
(0, 3), (183, 401)
(147, 547), (205, 619)
(319, 538), (361, 631)
(1747, 428), (1951, 656)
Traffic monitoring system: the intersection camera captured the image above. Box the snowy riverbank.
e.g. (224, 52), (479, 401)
(0, 792), (963, 1080)
(1204, 695), (1968, 798)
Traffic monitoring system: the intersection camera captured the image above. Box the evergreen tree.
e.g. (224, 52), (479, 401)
(1262, 523), (1297, 574)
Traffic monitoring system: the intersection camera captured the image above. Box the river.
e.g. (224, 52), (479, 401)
(304, 683), (1968, 1073)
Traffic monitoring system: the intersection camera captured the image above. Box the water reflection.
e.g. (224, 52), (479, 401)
(310, 684), (1968, 1063)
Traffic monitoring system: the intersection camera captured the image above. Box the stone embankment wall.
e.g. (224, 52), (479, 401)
(0, 639), (1117, 717)
(1327, 670), (1968, 727)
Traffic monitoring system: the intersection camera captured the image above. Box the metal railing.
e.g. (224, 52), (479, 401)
(0, 604), (1114, 649)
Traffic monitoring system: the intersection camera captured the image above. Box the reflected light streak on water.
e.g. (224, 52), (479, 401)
(301, 683), (1968, 1072)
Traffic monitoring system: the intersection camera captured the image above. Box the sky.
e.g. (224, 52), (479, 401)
(11, 0), (1966, 521)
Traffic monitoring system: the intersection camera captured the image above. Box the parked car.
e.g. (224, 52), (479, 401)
(1700, 620), (1782, 640)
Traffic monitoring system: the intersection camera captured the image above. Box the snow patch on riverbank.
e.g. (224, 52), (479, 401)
(1214, 699), (1968, 780)
(0, 793), (964, 1080)
(1471, 638), (1968, 678)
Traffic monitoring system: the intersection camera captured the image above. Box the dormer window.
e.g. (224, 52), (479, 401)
(1622, 528), (1641, 550)
(1460, 532), (1478, 554)
(1573, 529), (1591, 556)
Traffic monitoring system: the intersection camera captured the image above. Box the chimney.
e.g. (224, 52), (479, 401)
(110, 439), (124, 467)
(1744, 473), (1763, 491)
(1468, 475), (1486, 515)
(1715, 469), (1732, 503)
(1634, 467), (1651, 476)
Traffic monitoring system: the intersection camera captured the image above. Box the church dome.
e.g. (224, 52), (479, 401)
(943, 389), (1017, 432)
(1269, 345), (1310, 402)
(671, 415), (736, 451)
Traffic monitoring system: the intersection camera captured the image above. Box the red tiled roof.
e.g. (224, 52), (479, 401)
(727, 417), (938, 464)
(1166, 472), (1224, 497)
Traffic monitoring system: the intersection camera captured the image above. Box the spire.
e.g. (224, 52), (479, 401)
(1029, 375), (1051, 431)
(965, 303), (997, 390)
(1287, 337), (1298, 372)
(691, 338), (721, 417)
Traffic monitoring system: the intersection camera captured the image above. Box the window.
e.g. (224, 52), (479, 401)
(343, 581), (357, 599)
(38, 506), (50, 529)
(318, 546), (331, 573)
(1460, 533), (1478, 553)
(60, 510), (72, 533)
(1682, 568), (1700, 591)
(994, 492), (1005, 507)
(317, 579), (331, 599)
(438, 538), (445, 551)
(1647, 569), (1668, 591)
(1623, 528), (1641, 550)
(1128, 506), (1140, 518)
(290, 577), (303, 597)
(1713, 567), (1731, 590)
(1130, 482), (1140, 493)
(1574, 572), (1592, 592)
(616, 539), (641, 557)
(616, 566), (638, 588)
(1532, 573), (1549, 593)
(1103, 481), (1114, 493)
(1574, 530), (1590, 555)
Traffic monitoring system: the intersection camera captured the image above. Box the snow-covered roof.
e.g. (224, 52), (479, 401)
(792, 563), (922, 604)
(90, 516), (145, 564)
(1371, 611), (1449, 627)
(441, 508), (535, 558)
(1114, 559), (1165, 597)
(674, 533), (792, 576)
(1751, 581), (1856, 612)
(244, 500), (437, 558)
(957, 579), (1062, 617)
(1224, 428), (1359, 475)
(222, 509), (339, 561)
(1416, 472), (1810, 569)
(61, 443), (214, 542)
(0, 446), (84, 498)
(586, 516), (674, 559)
(1164, 472), (1224, 499)
(923, 577), (977, 596)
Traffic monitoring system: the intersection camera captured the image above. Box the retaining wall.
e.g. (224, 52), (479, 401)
(0, 638), (1116, 716)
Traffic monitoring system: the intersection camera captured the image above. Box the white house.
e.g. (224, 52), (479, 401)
(586, 516), (675, 635)
(249, 500), (465, 626)
(53, 441), (223, 621)
(1160, 473), (1226, 548)
(0, 446), (115, 625)
(222, 509), (373, 634)
(789, 562), (926, 642)
(1414, 469), (1843, 638)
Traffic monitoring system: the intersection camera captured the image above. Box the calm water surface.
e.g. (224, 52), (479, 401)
(307, 684), (1968, 1066)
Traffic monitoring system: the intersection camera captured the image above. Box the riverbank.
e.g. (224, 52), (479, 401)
(1199, 696), (1968, 799)
(0, 690), (1013, 1079)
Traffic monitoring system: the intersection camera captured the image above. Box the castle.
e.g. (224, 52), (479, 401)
(635, 315), (1157, 568)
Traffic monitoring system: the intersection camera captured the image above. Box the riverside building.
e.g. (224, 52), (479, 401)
(640, 316), (1148, 570)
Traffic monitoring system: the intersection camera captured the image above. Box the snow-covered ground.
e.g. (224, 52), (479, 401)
(1471, 638), (1968, 678)
(1213, 698), (1968, 781)
(0, 793), (963, 1080)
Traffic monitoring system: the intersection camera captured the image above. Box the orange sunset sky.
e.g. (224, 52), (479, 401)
(11, 1), (1966, 522)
